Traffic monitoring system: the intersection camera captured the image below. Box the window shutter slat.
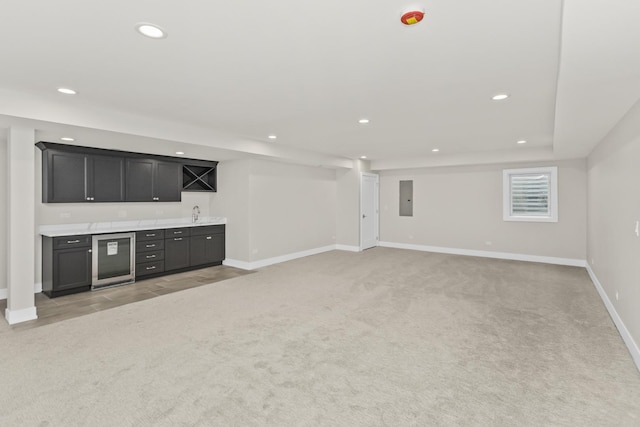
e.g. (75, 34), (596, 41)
(510, 173), (550, 215)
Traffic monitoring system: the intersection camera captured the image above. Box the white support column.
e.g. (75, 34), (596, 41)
(5, 126), (37, 325)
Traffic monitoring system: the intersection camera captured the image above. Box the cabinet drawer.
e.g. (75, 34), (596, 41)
(136, 260), (164, 277)
(136, 250), (164, 263)
(136, 239), (164, 253)
(190, 225), (225, 236)
(165, 227), (190, 237)
(53, 235), (91, 249)
(136, 230), (165, 241)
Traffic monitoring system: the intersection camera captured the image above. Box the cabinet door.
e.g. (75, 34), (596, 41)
(164, 237), (190, 271)
(209, 233), (225, 262)
(189, 235), (209, 266)
(88, 155), (125, 202)
(125, 158), (155, 201)
(190, 233), (225, 266)
(154, 161), (182, 202)
(53, 247), (92, 291)
(45, 151), (87, 203)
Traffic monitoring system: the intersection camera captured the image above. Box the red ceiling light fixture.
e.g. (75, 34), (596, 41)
(400, 10), (425, 26)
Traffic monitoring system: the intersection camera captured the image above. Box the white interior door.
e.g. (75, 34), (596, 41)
(360, 173), (379, 250)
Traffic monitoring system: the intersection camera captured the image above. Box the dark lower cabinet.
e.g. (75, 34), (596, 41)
(190, 232), (225, 266)
(165, 236), (191, 271)
(135, 230), (165, 277)
(42, 226), (226, 297)
(42, 235), (92, 298)
(134, 225), (224, 280)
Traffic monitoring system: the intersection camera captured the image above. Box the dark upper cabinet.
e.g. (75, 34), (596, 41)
(88, 155), (125, 202)
(37, 142), (217, 204)
(41, 148), (125, 203)
(125, 159), (182, 202)
(44, 150), (87, 203)
(155, 161), (182, 201)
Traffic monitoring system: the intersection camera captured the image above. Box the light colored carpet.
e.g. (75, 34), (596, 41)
(1, 247), (639, 426)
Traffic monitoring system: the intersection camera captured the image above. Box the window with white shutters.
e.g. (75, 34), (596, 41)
(503, 167), (558, 222)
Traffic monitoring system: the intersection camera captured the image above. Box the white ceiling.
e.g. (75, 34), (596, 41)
(1, 0), (639, 170)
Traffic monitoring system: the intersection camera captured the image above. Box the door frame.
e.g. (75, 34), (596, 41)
(360, 172), (380, 251)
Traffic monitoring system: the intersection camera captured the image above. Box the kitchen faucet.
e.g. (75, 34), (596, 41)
(192, 205), (200, 223)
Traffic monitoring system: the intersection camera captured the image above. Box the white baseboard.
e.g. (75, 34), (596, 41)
(223, 259), (253, 270)
(379, 241), (586, 267)
(335, 244), (360, 252)
(5, 306), (38, 325)
(586, 263), (640, 372)
(0, 285), (42, 300)
(224, 245), (337, 270)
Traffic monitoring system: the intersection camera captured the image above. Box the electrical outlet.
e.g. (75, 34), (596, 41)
(117, 210), (127, 218)
(615, 291), (619, 301)
(408, 235), (414, 240)
(252, 249), (258, 254)
(485, 241), (492, 246)
(59, 212), (71, 219)
(635, 221), (639, 237)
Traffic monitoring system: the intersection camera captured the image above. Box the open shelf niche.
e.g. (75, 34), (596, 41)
(182, 164), (217, 192)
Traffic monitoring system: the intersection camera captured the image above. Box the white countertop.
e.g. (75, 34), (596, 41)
(39, 216), (226, 237)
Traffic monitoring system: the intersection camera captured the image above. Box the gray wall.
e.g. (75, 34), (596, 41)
(588, 98), (640, 355)
(248, 159), (336, 261)
(211, 159), (337, 263)
(0, 137), (7, 294)
(378, 159), (587, 261)
(210, 160), (252, 262)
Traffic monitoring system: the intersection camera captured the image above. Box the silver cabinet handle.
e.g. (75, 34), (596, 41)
(146, 254), (156, 259)
(146, 266), (156, 270)
(67, 240), (80, 244)
(88, 249), (92, 253)
(146, 233), (156, 237)
(174, 231), (182, 234)
(206, 236), (212, 240)
(146, 244), (156, 248)
(174, 238), (182, 241)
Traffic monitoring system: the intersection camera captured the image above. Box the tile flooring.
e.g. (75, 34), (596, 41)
(1, 265), (254, 331)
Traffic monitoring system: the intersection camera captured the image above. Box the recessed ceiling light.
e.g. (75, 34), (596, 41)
(516, 140), (527, 144)
(60, 137), (75, 142)
(358, 119), (370, 124)
(360, 156), (367, 159)
(492, 93), (509, 101)
(57, 87), (77, 95)
(135, 23), (167, 39)
(268, 135), (277, 140)
(175, 151), (185, 155)
(432, 148), (440, 152)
